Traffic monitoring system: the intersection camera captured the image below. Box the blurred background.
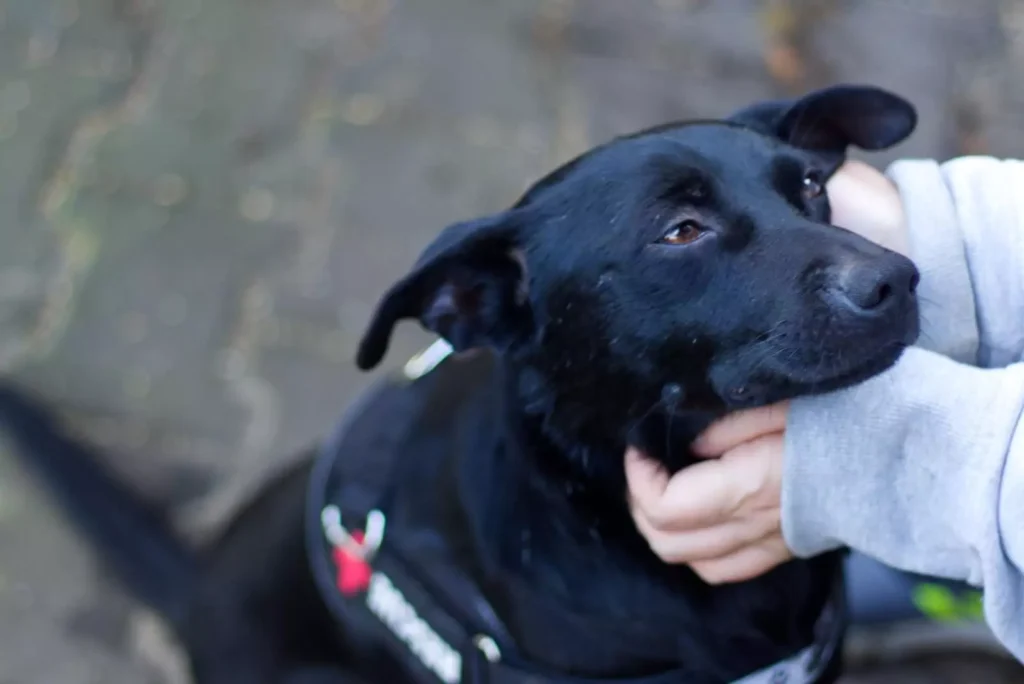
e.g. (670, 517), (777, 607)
(0, 0), (1023, 681)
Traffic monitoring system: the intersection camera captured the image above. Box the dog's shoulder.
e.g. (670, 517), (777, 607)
(322, 346), (499, 491)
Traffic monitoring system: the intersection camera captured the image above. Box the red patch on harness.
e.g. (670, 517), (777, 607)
(332, 530), (372, 596)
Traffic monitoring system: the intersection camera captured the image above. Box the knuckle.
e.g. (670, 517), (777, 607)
(632, 497), (663, 525)
(647, 535), (680, 562)
(692, 562), (727, 585)
(646, 503), (682, 529)
(650, 541), (676, 562)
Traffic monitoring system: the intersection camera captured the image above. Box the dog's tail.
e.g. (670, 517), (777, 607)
(0, 381), (197, 627)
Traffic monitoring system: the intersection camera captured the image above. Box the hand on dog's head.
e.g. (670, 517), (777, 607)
(357, 84), (920, 469)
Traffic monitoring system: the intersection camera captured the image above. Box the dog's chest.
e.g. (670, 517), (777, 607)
(304, 350), (511, 684)
(301, 350), (696, 682)
(302, 346), (843, 684)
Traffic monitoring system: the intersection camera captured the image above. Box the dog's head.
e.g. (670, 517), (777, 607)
(357, 85), (919, 454)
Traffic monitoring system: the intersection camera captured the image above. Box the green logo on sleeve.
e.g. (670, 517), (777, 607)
(912, 583), (984, 622)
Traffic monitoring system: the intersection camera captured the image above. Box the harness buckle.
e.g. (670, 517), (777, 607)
(321, 505), (387, 561)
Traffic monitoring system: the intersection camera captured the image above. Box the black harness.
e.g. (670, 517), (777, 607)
(306, 341), (846, 684)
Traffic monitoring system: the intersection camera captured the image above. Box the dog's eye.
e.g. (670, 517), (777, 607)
(658, 219), (704, 246)
(802, 171), (825, 199)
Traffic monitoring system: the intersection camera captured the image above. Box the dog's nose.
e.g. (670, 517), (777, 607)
(833, 255), (919, 312)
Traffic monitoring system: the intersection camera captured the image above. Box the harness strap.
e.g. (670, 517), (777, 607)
(306, 341), (845, 684)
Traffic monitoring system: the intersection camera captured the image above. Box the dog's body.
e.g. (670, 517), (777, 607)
(0, 85), (921, 684)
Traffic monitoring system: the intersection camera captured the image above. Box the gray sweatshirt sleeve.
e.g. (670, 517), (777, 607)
(782, 157), (1024, 659)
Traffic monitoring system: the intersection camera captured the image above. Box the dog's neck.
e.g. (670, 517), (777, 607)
(510, 353), (722, 488)
(462, 355), (722, 567)
(447, 352), (838, 679)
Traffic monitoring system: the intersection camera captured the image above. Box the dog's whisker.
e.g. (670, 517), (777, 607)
(634, 396), (666, 426)
(665, 402), (675, 465)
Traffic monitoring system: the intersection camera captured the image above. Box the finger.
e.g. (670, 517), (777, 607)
(627, 456), (737, 529)
(691, 402), (789, 457)
(634, 508), (781, 564)
(624, 446), (670, 504)
(630, 444), (770, 530)
(632, 431), (784, 531)
(689, 536), (793, 584)
(717, 432), (785, 508)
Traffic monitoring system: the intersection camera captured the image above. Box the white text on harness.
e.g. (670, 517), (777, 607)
(366, 571), (463, 684)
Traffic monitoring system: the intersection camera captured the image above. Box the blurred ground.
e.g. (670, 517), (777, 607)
(0, 0), (1023, 681)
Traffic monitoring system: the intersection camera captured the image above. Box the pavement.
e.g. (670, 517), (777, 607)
(0, 0), (1022, 681)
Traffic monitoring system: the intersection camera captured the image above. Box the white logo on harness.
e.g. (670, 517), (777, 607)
(366, 571), (463, 684)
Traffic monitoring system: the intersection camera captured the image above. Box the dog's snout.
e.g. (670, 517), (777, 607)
(831, 255), (919, 313)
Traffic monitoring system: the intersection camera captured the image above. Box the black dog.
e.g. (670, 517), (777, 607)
(0, 84), (920, 684)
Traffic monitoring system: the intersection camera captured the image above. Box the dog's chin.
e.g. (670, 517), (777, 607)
(724, 340), (911, 409)
(798, 341), (908, 392)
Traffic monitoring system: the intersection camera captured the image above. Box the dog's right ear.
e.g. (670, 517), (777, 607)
(355, 210), (531, 371)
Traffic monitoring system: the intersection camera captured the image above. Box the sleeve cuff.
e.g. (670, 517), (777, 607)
(781, 347), (1024, 587)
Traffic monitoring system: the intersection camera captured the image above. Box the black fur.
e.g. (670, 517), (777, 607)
(0, 84), (919, 683)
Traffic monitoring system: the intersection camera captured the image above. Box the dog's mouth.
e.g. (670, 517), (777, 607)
(712, 320), (918, 409)
(786, 337), (909, 391)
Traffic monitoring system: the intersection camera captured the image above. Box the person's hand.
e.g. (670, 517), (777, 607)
(626, 404), (791, 584)
(625, 160), (908, 584)
(827, 159), (909, 255)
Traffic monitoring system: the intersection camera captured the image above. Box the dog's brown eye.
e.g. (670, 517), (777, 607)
(802, 171), (824, 199)
(659, 220), (704, 246)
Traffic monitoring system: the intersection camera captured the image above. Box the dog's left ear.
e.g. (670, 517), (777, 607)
(730, 85), (917, 160)
(355, 210), (531, 371)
